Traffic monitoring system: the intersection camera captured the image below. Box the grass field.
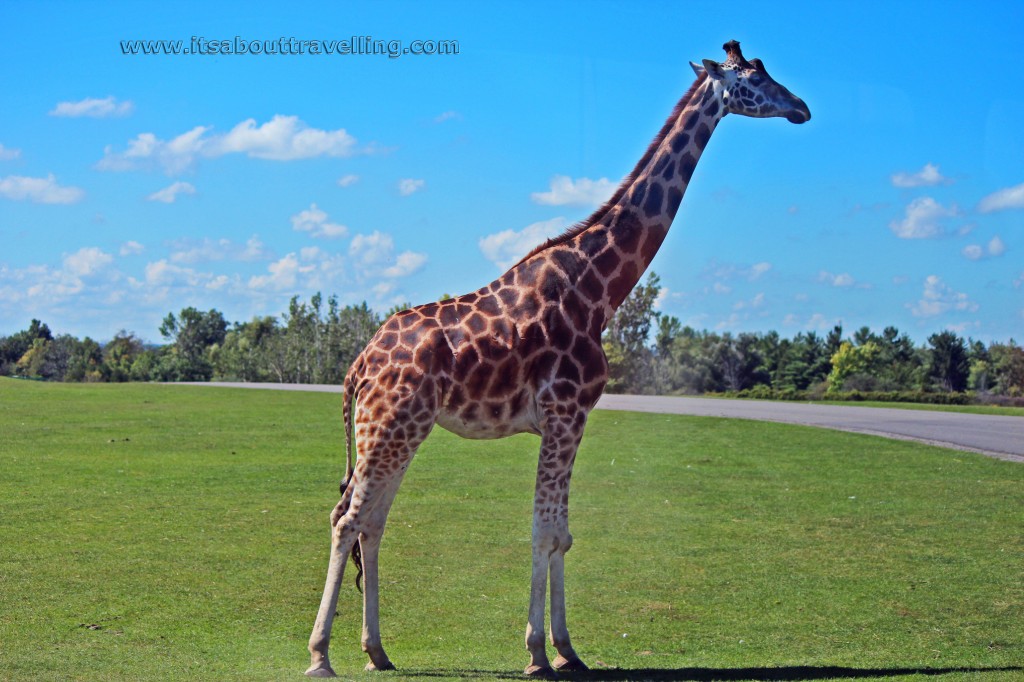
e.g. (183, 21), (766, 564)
(808, 401), (1024, 418)
(1, 378), (1022, 681)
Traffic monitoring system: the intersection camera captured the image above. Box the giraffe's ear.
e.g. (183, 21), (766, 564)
(702, 59), (726, 81)
(689, 61), (705, 76)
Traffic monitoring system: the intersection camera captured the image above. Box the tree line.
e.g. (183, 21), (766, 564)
(2, 277), (1022, 405)
(602, 273), (1024, 405)
(0, 294), (389, 385)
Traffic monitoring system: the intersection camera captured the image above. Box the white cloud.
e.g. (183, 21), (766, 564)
(382, 251), (428, 278)
(945, 320), (982, 335)
(212, 115), (357, 160)
(97, 127), (208, 174)
(909, 275), (978, 317)
(0, 144), (21, 160)
(290, 203), (348, 239)
(961, 235), (1006, 261)
(531, 175), (617, 207)
(781, 312), (835, 330)
(712, 282), (732, 295)
(0, 173), (85, 204)
(977, 182), (1024, 213)
(889, 197), (956, 239)
(434, 110), (462, 123)
(0, 247), (116, 306)
(98, 115), (362, 173)
(372, 281), (396, 298)
(349, 231), (427, 280)
(478, 217), (569, 270)
(654, 287), (669, 310)
(890, 162), (950, 188)
(145, 259), (203, 287)
(348, 231), (391, 265)
(63, 247), (113, 277)
(248, 253), (311, 291)
(807, 313), (834, 329)
(146, 181), (196, 203)
(246, 246), (349, 293)
(733, 292), (765, 310)
(961, 244), (983, 261)
(818, 270), (856, 287)
(714, 313), (742, 330)
(749, 262), (772, 280)
(702, 259), (773, 282)
(337, 174), (359, 187)
(168, 236), (270, 264)
(119, 241), (145, 256)
(50, 96), (133, 118)
(398, 178), (425, 196)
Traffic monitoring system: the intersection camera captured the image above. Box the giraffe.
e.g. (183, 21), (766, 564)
(306, 40), (810, 678)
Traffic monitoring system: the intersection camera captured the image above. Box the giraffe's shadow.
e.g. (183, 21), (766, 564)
(400, 665), (1024, 680)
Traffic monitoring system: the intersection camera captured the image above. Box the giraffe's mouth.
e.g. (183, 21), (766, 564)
(785, 101), (811, 124)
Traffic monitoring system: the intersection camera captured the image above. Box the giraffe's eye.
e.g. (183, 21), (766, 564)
(748, 73), (764, 87)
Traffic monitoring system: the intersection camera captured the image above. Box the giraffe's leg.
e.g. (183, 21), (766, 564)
(525, 524), (554, 677)
(353, 385), (435, 673)
(360, 526), (395, 671)
(306, 509), (359, 677)
(549, 548), (586, 671)
(307, 380), (433, 676)
(525, 410), (588, 678)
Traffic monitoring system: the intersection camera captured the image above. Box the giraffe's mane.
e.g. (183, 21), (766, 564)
(512, 70), (709, 269)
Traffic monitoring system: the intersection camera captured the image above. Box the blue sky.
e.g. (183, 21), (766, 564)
(2, 1), (1022, 344)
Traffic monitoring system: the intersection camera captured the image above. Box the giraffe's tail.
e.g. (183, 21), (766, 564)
(339, 368), (364, 592)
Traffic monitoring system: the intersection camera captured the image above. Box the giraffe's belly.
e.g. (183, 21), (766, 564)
(435, 400), (541, 440)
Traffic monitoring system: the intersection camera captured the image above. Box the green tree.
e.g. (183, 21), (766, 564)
(875, 326), (920, 390)
(1, 319), (53, 375)
(102, 330), (144, 382)
(989, 342), (1024, 396)
(927, 331), (969, 392)
(15, 338), (51, 378)
(64, 337), (104, 382)
(159, 308), (228, 381)
(330, 300), (381, 379)
(213, 316), (280, 382)
(776, 332), (830, 392)
(39, 334), (81, 381)
(130, 350), (158, 382)
(827, 341), (881, 393)
(603, 272), (661, 393)
(712, 332), (767, 391)
(654, 326), (716, 394)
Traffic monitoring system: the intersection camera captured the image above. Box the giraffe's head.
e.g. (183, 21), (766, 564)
(692, 40), (811, 124)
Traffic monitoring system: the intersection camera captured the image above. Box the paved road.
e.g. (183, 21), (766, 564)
(176, 383), (1024, 463)
(596, 394), (1023, 463)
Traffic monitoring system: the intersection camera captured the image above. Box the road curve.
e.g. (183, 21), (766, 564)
(173, 383), (1023, 463)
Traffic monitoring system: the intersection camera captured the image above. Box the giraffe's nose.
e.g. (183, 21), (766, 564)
(786, 99), (811, 124)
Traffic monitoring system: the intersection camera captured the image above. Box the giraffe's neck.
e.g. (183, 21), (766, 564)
(581, 74), (726, 315)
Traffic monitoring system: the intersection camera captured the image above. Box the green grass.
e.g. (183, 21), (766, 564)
(1, 378), (1022, 682)
(699, 393), (1024, 417)
(808, 401), (1024, 417)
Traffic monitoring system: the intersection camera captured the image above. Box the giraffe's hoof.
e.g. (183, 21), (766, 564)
(524, 663), (558, 679)
(553, 655), (588, 672)
(304, 663), (337, 677)
(365, 660), (396, 672)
